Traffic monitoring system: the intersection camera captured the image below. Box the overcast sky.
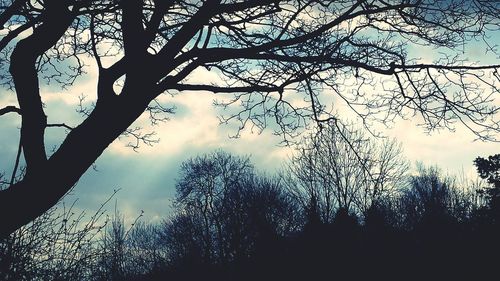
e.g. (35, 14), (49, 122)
(1, 81), (498, 224)
(0, 34), (498, 226)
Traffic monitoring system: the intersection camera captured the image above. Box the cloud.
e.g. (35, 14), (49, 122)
(60, 87), (290, 222)
(1, 27), (498, 224)
(107, 91), (220, 156)
(385, 118), (498, 175)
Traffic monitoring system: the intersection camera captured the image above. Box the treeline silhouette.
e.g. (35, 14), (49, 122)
(1, 148), (499, 280)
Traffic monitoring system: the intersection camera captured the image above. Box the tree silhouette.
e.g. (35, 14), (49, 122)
(1, 150), (500, 279)
(393, 164), (477, 230)
(474, 154), (500, 222)
(288, 121), (408, 221)
(93, 207), (155, 281)
(0, 0), (499, 237)
(163, 151), (298, 272)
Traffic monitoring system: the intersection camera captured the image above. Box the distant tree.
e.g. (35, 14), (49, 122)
(94, 207), (147, 281)
(161, 213), (205, 270)
(0, 0), (499, 237)
(163, 151), (298, 267)
(399, 165), (453, 229)
(172, 151), (254, 264)
(474, 154), (500, 220)
(94, 211), (127, 281)
(475, 154), (500, 189)
(125, 222), (167, 277)
(288, 121), (408, 222)
(395, 164), (476, 231)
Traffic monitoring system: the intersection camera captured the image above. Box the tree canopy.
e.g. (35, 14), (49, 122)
(0, 0), (499, 237)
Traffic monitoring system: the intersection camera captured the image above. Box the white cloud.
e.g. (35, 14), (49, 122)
(380, 116), (498, 178)
(106, 89), (291, 172)
(1, 25), (498, 225)
(108, 91), (221, 156)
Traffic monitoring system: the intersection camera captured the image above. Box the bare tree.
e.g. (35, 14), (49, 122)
(0, 197), (110, 281)
(387, 164), (479, 231)
(93, 206), (146, 281)
(287, 121), (408, 221)
(165, 151), (298, 266)
(0, 0), (498, 237)
(124, 222), (168, 277)
(172, 151), (254, 264)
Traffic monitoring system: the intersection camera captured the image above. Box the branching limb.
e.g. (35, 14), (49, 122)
(10, 3), (75, 176)
(0, 105), (21, 116)
(46, 123), (73, 130)
(0, 0), (27, 28)
(169, 84), (282, 94)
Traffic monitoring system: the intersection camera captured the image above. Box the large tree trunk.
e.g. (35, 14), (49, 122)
(0, 94), (152, 238)
(0, 1), (156, 239)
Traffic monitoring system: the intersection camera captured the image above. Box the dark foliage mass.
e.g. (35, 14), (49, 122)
(1, 149), (499, 280)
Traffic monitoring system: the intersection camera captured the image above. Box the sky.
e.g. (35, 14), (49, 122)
(0, 23), (499, 227)
(1, 75), (497, 225)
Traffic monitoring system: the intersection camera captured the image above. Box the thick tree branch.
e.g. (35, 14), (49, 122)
(153, 0), (221, 80)
(0, 88), (153, 238)
(9, 3), (75, 177)
(218, 0), (278, 14)
(144, 0), (175, 46)
(169, 84), (282, 94)
(46, 123), (73, 130)
(396, 63), (500, 71)
(0, 19), (36, 52)
(0, 0), (27, 28)
(0, 105), (21, 116)
(121, 0), (146, 67)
